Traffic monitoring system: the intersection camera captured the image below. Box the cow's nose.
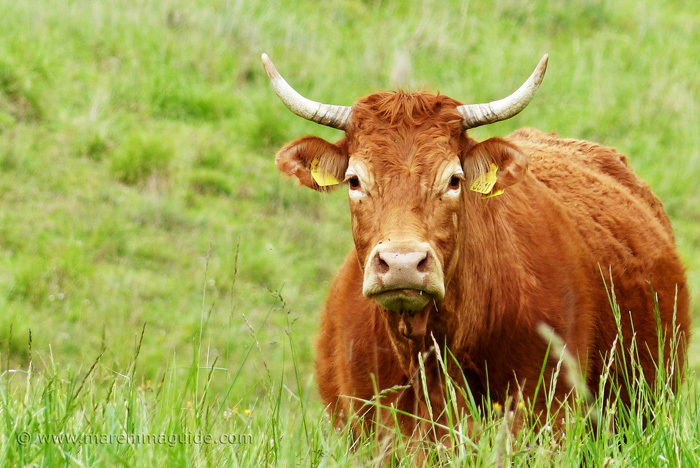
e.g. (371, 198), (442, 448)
(373, 250), (431, 277)
(363, 242), (445, 311)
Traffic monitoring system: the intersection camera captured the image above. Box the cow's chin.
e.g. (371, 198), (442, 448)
(372, 289), (431, 311)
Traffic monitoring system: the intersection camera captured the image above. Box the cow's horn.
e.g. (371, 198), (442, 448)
(261, 53), (352, 130)
(457, 54), (548, 130)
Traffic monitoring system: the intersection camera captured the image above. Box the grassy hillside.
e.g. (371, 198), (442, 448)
(1, 0), (699, 465)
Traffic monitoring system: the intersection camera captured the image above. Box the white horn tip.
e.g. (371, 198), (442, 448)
(261, 53), (278, 79)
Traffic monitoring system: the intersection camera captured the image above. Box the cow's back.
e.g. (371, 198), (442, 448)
(509, 128), (673, 233)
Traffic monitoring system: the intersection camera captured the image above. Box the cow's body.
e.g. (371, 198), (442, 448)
(262, 54), (690, 440)
(315, 127), (689, 435)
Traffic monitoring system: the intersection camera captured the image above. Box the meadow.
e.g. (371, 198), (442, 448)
(1, 0), (699, 465)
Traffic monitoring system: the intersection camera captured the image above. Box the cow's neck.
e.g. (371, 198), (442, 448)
(446, 198), (524, 353)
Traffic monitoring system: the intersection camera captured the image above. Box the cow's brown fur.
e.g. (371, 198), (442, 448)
(274, 91), (690, 441)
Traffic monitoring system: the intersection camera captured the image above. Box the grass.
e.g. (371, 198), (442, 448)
(3, 282), (698, 466)
(0, 0), (699, 465)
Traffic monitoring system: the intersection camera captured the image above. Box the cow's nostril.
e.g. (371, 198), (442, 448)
(375, 254), (390, 274)
(416, 254), (429, 272)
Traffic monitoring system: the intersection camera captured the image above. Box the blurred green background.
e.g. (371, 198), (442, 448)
(1, 0), (698, 399)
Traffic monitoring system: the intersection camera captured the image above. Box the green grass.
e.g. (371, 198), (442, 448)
(1, 0), (699, 465)
(3, 286), (698, 466)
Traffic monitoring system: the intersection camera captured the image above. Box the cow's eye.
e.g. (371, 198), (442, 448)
(448, 175), (461, 190)
(348, 175), (361, 190)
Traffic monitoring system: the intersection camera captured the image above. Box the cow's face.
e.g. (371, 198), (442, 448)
(275, 92), (527, 313)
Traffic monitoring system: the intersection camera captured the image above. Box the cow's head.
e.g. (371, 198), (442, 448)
(264, 53), (546, 316)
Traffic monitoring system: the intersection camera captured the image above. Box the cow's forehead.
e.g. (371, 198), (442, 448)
(347, 122), (462, 178)
(351, 129), (456, 162)
(347, 139), (460, 194)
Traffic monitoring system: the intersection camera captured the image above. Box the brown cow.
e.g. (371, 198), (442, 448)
(262, 53), (690, 442)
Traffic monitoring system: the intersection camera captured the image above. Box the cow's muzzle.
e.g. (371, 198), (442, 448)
(362, 242), (445, 311)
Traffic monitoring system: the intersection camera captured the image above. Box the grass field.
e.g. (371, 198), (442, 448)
(1, 0), (699, 465)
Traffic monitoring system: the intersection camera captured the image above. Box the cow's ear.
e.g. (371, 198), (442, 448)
(275, 136), (349, 191)
(463, 138), (528, 192)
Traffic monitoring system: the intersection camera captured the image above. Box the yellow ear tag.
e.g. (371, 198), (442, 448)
(310, 159), (340, 187)
(469, 163), (499, 194)
(481, 188), (505, 199)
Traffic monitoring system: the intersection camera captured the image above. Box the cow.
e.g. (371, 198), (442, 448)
(261, 52), (690, 443)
